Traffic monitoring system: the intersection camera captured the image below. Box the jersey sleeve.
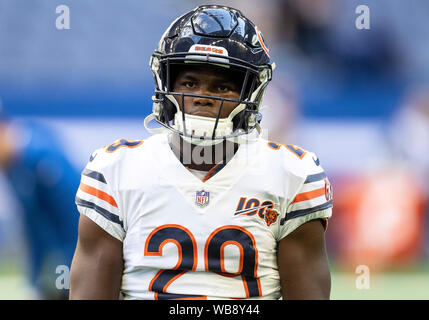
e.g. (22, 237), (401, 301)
(75, 149), (125, 242)
(277, 152), (333, 241)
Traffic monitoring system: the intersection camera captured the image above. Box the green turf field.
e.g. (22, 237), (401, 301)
(0, 259), (36, 299)
(331, 270), (429, 299)
(1, 262), (428, 299)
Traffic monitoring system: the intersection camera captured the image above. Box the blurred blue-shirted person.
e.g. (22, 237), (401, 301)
(0, 116), (79, 299)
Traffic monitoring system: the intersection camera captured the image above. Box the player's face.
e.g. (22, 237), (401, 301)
(172, 65), (242, 119)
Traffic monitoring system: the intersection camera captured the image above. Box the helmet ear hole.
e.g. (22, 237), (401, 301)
(159, 95), (177, 123)
(240, 73), (258, 102)
(164, 63), (180, 93)
(232, 110), (247, 132)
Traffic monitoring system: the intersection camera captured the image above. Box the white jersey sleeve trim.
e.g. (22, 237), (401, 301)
(276, 208), (332, 241)
(75, 154), (125, 242)
(77, 205), (125, 242)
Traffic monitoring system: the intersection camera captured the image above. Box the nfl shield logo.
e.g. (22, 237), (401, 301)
(195, 190), (210, 207)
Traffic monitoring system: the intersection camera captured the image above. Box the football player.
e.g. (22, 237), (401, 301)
(0, 117), (79, 299)
(70, 5), (333, 300)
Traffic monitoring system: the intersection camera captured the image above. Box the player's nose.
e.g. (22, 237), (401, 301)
(193, 87), (215, 107)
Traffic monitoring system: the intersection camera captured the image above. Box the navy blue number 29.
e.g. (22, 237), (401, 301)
(205, 225), (261, 297)
(144, 224), (261, 299)
(144, 224), (203, 300)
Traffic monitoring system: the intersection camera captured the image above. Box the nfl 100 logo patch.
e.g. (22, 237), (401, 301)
(195, 190), (210, 207)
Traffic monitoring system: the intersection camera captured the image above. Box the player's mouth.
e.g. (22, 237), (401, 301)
(189, 111), (218, 118)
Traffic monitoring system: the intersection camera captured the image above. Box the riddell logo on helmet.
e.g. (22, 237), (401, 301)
(189, 44), (228, 56)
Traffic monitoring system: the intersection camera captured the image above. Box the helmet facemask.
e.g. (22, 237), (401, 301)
(148, 52), (272, 145)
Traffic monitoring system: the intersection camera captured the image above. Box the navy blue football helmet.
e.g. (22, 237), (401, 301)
(145, 5), (274, 144)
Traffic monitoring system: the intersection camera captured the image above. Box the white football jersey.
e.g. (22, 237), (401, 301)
(75, 133), (333, 300)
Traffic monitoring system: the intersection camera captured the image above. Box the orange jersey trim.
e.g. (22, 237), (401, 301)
(202, 162), (222, 182)
(79, 182), (118, 208)
(291, 187), (325, 204)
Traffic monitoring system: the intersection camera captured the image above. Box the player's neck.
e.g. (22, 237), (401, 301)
(168, 134), (239, 171)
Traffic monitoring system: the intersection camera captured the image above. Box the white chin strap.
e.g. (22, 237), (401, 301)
(172, 111), (233, 146)
(168, 93), (247, 146)
(144, 111), (261, 147)
(144, 86), (264, 146)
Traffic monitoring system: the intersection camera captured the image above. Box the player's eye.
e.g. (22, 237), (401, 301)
(183, 81), (196, 89)
(218, 85), (230, 92)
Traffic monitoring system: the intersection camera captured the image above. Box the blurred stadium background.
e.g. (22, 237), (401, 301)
(1, 0), (429, 299)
